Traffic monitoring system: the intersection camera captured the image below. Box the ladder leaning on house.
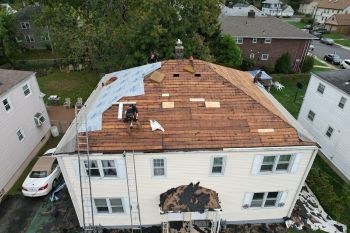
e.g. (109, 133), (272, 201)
(75, 104), (95, 232)
(124, 151), (142, 233)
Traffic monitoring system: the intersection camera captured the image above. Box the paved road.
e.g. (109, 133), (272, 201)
(311, 40), (350, 61)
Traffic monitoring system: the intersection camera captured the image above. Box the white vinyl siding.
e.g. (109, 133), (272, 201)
(152, 158), (165, 176)
(261, 54), (269, 60)
(338, 97), (346, 109)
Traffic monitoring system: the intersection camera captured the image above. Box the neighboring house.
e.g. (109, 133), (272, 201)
(261, 0), (294, 16)
(298, 0), (319, 15)
(325, 13), (350, 33)
(55, 58), (318, 231)
(314, 0), (350, 24)
(220, 14), (316, 72)
(15, 5), (51, 50)
(0, 3), (17, 14)
(298, 70), (350, 181)
(0, 69), (51, 201)
(220, 3), (264, 17)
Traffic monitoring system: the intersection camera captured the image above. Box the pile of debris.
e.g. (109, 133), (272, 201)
(285, 185), (346, 233)
(225, 223), (288, 233)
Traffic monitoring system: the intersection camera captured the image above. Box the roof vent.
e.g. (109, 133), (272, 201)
(205, 101), (220, 108)
(175, 39), (184, 59)
(162, 102), (174, 109)
(173, 74), (179, 77)
(195, 73), (201, 77)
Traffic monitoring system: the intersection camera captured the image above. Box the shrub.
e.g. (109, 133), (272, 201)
(301, 16), (314, 24)
(301, 56), (314, 72)
(275, 53), (291, 74)
(261, 64), (274, 74)
(240, 59), (256, 71)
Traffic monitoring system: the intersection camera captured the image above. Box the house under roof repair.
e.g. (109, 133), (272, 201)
(55, 58), (318, 232)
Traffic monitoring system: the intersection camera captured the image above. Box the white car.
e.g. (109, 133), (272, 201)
(22, 156), (61, 197)
(341, 59), (350, 69)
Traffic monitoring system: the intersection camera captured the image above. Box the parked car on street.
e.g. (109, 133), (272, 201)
(324, 53), (342, 65)
(340, 59), (350, 69)
(320, 38), (334, 45)
(22, 156), (61, 197)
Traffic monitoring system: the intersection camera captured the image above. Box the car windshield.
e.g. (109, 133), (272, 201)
(30, 171), (47, 178)
(345, 61), (350, 65)
(333, 55), (340, 59)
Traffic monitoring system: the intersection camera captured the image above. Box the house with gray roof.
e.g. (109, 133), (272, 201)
(0, 69), (50, 201)
(298, 70), (350, 181)
(220, 3), (264, 17)
(220, 13), (316, 71)
(261, 0), (294, 16)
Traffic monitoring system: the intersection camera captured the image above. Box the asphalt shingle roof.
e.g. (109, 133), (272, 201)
(314, 69), (350, 95)
(0, 69), (34, 96)
(220, 16), (317, 39)
(318, 0), (350, 10)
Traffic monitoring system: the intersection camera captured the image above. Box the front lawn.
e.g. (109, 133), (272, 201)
(270, 72), (350, 229)
(286, 21), (307, 29)
(322, 33), (350, 47)
(37, 71), (100, 105)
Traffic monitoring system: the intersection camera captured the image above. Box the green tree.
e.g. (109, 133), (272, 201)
(211, 34), (242, 68)
(0, 9), (17, 64)
(275, 52), (291, 74)
(301, 56), (314, 73)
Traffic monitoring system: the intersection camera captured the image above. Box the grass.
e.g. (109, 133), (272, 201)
(12, 50), (55, 60)
(322, 33), (350, 47)
(286, 21), (307, 29)
(37, 71), (100, 105)
(8, 136), (62, 195)
(270, 72), (350, 229)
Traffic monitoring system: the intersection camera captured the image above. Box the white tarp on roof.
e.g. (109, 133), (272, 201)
(85, 62), (161, 131)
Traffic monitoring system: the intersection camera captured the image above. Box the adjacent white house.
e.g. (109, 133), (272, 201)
(55, 59), (317, 232)
(261, 0), (294, 16)
(0, 69), (51, 201)
(299, 0), (319, 15)
(298, 70), (350, 181)
(313, 0), (350, 24)
(220, 3), (263, 17)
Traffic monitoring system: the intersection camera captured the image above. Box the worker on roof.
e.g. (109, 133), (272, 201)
(124, 104), (141, 131)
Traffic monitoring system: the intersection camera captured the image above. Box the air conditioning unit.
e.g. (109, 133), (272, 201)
(34, 112), (45, 127)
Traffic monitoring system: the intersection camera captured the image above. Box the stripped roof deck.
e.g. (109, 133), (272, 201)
(83, 60), (313, 153)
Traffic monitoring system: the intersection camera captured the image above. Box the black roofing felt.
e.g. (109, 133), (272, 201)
(314, 69), (350, 95)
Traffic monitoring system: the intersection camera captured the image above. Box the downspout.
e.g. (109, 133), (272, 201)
(298, 39), (311, 72)
(287, 148), (318, 217)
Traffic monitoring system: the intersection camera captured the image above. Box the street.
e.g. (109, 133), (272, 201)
(311, 40), (350, 62)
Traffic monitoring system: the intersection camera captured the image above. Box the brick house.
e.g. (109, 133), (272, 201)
(325, 14), (350, 34)
(220, 14), (316, 72)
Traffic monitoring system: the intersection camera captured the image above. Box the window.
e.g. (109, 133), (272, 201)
(211, 157), (224, 174)
(17, 129), (24, 141)
(153, 159), (165, 176)
(264, 38), (272, 44)
(252, 38), (257, 43)
(94, 198), (124, 214)
(250, 192), (279, 208)
(101, 160), (117, 177)
(34, 112), (46, 126)
(338, 97), (347, 109)
(41, 33), (49, 41)
(236, 37), (243, 44)
(317, 83), (325, 94)
(22, 84), (31, 96)
(261, 54), (269, 60)
(307, 110), (315, 121)
(25, 35), (35, 43)
(2, 98), (12, 112)
(325, 126), (334, 138)
(260, 155), (292, 173)
(20, 22), (30, 29)
(84, 160), (101, 177)
(249, 53), (255, 59)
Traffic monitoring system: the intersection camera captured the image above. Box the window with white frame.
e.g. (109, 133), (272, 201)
(264, 38), (272, 44)
(236, 37), (243, 44)
(101, 160), (117, 177)
(252, 38), (257, 43)
(84, 160), (101, 177)
(338, 97), (347, 109)
(16, 129), (24, 141)
(261, 54), (269, 60)
(94, 198), (124, 214)
(22, 84), (31, 96)
(307, 110), (315, 121)
(325, 126), (334, 138)
(211, 157), (224, 174)
(317, 83), (325, 94)
(260, 154), (292, 173)
(250, 192), (279, 207)
(25, 35), (35, 43)
(153, 159), (165, 176)
(21, 22), (30, 29)
(249, 53), (255, 59)
(2, 98), (12, 112)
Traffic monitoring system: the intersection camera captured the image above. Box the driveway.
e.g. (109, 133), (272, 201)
(311, 40), (350, 63)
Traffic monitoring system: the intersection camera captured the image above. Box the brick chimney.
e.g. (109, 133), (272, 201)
(248, 10), (255, 18)
(175, 39), (184, 59)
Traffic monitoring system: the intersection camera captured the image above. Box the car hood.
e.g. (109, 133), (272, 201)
(23, 176), (48, 189)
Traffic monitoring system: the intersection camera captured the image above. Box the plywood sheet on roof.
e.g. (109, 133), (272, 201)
(205, 101), (220, 108)
(149, 71), (166, 83)
(162, 102), (174, 108)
